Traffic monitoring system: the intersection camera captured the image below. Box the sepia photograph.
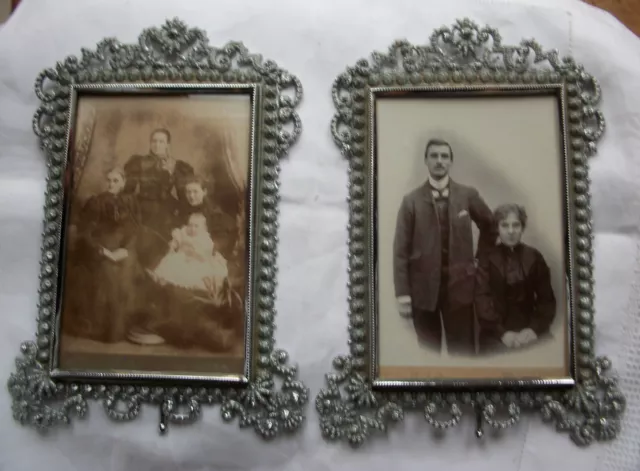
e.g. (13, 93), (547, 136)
(57, 89), (253, 378)
(374, 89), (572, 383)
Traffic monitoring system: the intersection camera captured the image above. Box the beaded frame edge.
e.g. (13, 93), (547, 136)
(316, 18), (626, 447)
(7, 18), (309, 439)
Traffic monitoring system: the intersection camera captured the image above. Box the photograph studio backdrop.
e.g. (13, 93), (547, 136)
(376, 95), (567, 373)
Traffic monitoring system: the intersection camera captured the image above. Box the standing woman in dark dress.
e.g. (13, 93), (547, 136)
(69, 167), (141, 343)
(475, 204), (557, 352)
(122, 128), (194, 269)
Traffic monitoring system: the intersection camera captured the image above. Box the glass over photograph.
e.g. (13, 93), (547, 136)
(56, 90), (253, 378)
(375, 89), (572, 383)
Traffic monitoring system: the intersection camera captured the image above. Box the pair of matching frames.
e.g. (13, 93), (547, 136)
(7, 18), (626, 448)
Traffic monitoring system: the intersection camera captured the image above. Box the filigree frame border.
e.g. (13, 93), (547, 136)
(316, 18), (626, 447)
(7, 18), (309, 439)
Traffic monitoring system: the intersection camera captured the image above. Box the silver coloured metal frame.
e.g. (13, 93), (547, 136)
(7, 19), (309, 439)
(317, 19), (626, 447)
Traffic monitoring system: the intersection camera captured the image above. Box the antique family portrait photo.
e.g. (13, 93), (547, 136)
(375, 91), (571, 382)
(57, 91), (252, 378)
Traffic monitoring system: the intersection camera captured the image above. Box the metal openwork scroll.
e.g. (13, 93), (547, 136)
(8, 18), (308, 439)
(317, 19), (625, 447)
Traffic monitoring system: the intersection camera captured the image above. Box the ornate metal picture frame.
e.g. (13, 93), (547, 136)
(317, 19), (626, 447)
(7, 18), (309, 439)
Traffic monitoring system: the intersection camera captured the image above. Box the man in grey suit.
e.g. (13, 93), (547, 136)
(393, 138), (495, 354)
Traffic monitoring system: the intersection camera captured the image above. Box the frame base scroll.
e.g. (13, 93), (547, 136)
(316, 355), (625, 447)
(10, 342), (308, 437)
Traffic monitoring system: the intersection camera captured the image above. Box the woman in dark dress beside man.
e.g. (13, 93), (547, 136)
(474, 203), (558, 353)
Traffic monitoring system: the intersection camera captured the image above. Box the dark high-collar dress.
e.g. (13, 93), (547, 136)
(122, 153), (195, 268)
(62, 192), (141, 343)
(474, 242), (557, 350)
(122, 154), (195, 213)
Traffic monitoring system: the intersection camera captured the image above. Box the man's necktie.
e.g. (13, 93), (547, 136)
(432, 188), (449, 200)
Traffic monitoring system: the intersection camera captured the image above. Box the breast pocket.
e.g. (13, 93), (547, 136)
(456, 208), (470, 220)
(454, 208), (472, 231)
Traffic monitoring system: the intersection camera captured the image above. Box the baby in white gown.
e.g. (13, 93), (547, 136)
(152, 213), (229, 300)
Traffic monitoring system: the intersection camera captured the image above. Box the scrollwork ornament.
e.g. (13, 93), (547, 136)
(8, 18), (308, 439)
(318, 18), (625, 447)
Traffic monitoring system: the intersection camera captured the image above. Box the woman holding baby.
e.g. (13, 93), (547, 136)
(129, 174), (241, 352)
(178, 175), (238, 260)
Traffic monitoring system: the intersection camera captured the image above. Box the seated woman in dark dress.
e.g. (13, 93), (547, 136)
(64, 167), (141, 343)
(475, 203), (557, 352)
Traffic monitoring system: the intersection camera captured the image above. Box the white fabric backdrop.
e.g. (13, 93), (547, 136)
(0, 0), (638, 470)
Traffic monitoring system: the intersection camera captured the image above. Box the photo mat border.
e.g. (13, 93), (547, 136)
(316, 18), (626, 447)
(52, 83), (259, 385)
(369, 84), (575, 389)
(7, 18), (309, 439)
